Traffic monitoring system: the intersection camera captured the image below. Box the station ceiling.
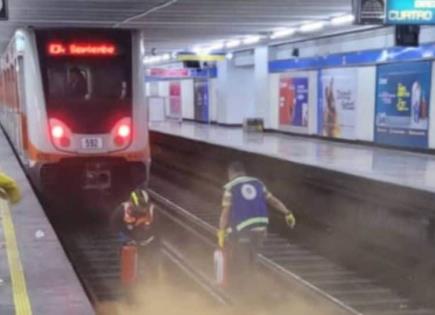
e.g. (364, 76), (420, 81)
(0, 0), (362, 53)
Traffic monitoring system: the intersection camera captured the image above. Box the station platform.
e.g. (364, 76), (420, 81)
(0, 132), (94, 315)
(150, 120), (435, 309)
(150, 121), (435, 194)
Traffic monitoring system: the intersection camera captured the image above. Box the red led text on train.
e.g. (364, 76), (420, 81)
(47, 42), (117, 56)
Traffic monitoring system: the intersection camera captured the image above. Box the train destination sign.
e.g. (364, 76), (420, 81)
(386, 0), (435, 24)
(47, 42), (118, 57)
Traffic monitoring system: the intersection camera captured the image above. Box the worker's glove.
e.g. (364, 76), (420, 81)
(217, 229), (227, 248)
(285, 213), (296, 229)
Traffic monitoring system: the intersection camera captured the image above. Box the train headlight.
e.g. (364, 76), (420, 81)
(118, 124), (131, 138)
(49, 118), (72, 148)
(112, 117), (132, 147)
(51, 125), (64, 139)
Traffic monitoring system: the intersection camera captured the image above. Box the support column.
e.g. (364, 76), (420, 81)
(254, 46), (270, 128)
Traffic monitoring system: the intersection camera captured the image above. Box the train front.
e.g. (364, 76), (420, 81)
(35, 29), (148, 207)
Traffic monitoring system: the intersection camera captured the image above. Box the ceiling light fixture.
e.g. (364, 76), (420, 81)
(270, 28), (296, 40)
(225, 40), (241, 49)
(242, 36), (261, 45)
(331, 14), (355, 26)
(209, 42), (224, 51)
(299, 21), (325, 33)
(193, 46), (206, 54)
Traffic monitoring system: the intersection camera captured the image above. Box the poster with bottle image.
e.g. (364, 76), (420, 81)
(375, 61), (431, 148)
(318, 68), (358, 140)
(279, 76), (309, 132)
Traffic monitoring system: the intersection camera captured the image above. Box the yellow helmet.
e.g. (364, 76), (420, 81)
(130, 189), (150, 208)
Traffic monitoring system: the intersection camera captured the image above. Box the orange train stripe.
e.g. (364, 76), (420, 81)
(20, 112), (29, 153)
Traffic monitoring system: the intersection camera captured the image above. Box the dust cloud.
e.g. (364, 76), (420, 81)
(96, 265), (336, 315)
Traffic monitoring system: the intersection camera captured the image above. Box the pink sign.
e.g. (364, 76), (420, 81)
(147, 68), (189, 78)
(169, 81), (182, 117)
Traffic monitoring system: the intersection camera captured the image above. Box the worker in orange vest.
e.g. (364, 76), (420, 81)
(112, 189), (159, 287)
(113, 189), (156, 246)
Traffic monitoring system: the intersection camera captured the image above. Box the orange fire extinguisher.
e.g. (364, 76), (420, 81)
(121, 244), (138, 287)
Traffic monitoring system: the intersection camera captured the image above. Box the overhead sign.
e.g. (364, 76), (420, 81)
(0, 0), (8, 20)
(354, 0), (386, 24)
(386, 0), (435, 24)
(177, 54), (225, 62)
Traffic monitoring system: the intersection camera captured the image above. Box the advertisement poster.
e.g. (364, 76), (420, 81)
(375, 61), (431, 148)
(279, 76), (309, 131)
(169, 81), (182, 119)
(194, 79), (209, 122)
(318, 68), (358, 139)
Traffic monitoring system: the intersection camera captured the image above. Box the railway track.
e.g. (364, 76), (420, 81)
(149, 167), (435, 315)
(53, 214), (231, 311)
(60, 226), (124, 303)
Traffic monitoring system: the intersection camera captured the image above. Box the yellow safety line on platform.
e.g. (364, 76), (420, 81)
(0, 200), (33, 315)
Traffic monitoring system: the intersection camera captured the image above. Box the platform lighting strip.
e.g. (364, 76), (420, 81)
(143, 14), (355, 65)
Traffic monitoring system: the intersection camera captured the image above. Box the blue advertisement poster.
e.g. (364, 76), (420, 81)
(386, 0), (435, 25)
(292, 78), (309, 126)
(375, 61), (431, 148)
(194, 79), (209, 122)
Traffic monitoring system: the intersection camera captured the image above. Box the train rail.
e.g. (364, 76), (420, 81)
(53, 213), (231, 311)
(149, 166), (435, 315)
(60, 226), (124, 303)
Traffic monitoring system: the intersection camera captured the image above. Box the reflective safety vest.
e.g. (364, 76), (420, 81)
(225, 176), (269, 234)
(123, 202), (154, 231)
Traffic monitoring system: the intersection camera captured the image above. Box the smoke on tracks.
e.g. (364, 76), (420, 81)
(95, 267), (333, 315)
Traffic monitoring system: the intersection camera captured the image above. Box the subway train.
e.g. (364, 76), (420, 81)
(0, 28), (150, 206)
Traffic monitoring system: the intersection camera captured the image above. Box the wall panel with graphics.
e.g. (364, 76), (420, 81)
(317, 66), (376, 141)
(375, 61), (432, 148)
(269, 71), (318, 135)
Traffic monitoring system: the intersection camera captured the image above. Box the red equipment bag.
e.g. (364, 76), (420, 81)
(214, 248), (228, 288)
(121, 244), (138, 287)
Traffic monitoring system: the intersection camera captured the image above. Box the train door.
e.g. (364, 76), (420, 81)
(10, 64), (20, 150)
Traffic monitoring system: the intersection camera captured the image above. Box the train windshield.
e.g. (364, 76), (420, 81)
(46, 60), (130, 100)
(37, 30), (132, 134)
